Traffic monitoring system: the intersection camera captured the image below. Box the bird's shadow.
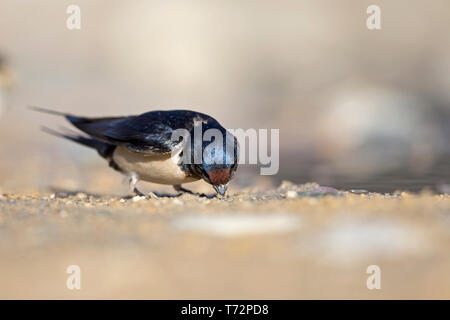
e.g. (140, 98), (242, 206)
(47, 187), (217, 200)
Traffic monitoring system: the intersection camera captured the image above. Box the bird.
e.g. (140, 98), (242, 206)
(31, 107), (239, 198)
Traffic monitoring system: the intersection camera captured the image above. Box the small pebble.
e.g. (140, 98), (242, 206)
(286, 190), (298, 199)
(132, 196), (145, 202)
(350, 189), (369, 194)
(76, 192), (87, 200)
(173, 199), (184, 205)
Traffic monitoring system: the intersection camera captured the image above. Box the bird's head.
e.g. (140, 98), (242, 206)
(199, 133), (238, 197)
(199, 162), (237, 197)
(184, 124), (238, 197)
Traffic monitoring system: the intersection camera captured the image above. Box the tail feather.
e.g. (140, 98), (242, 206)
(32, 107), (123, 172)
(29, 105), (90, 125)
(41, 126), (115, 159)
(29, 106), (70, 117)
(30, 105), (126, 128)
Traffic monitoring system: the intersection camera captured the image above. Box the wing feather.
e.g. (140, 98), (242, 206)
(32, 107), (216, 155)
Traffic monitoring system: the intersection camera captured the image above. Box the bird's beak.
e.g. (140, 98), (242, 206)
(213, 184), (228, 198)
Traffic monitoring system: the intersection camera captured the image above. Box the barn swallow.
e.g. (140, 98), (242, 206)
(31, 107), (239, 198)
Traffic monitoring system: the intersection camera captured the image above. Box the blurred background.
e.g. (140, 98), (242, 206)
(0, 0), (449, 194)
(1, 0), (450, 301)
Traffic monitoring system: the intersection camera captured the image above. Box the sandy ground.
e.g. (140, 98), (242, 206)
(0, 181), (449, 299)
(1, 0), (450, 300)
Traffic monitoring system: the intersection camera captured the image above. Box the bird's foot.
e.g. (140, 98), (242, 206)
(173, 185), (212, 198)
(174, 185), (195, 195)
(133, 187), (158, 199)
(147, 191), (159, 199)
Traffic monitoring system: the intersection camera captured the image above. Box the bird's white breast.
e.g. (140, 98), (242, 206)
(112, 146), (200, 185)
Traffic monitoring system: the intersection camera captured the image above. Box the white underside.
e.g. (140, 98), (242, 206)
(112, 146), (200, 185)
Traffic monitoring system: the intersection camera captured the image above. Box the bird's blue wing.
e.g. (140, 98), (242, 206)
(102, 119), (177, 154)
(32, 107), (214, 155)
(66, 110), (203, 154)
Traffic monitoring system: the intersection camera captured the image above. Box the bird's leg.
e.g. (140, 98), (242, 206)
(133, 188), (146, 197)
(128, 173), (159, 198)
(128, 172), (146, 197)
